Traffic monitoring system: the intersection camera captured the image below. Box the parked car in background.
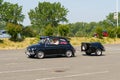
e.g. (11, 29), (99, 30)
(81, 42), (105, 56)
(25, 36), (75, 59)
(93, 30), (108, 37)
(0, 30), (11, 38)
(102, 30), (108, 37)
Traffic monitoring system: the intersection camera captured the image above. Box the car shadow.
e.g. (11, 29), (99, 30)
(82, 54), (106, 56)
(45, 55), (66, 59)
(28, 55), (76, 59)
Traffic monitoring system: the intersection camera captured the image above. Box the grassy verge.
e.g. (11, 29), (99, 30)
(0, 38), (39, 50)
(0, 37), (120, 50)
(70, 37), (120, 46)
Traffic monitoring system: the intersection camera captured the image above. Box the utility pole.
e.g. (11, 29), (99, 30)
(114, 0), (119, 38)
(116, 0), (119, 28)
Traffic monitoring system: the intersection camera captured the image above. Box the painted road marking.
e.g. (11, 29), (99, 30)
(0, 67), (68, 74)
(36, 71), (109, 80)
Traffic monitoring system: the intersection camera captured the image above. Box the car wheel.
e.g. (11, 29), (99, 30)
(95, 49), (102, 56)
(81, 44), (88, 51)
(36, 51), (44, 59)
(66, 50), (73, 57)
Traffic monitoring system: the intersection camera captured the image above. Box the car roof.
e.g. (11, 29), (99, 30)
(40, 36), (49, 39)
(40, 36), (68, 41)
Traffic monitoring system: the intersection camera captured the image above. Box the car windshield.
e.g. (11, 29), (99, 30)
(38, 39), (46, 44)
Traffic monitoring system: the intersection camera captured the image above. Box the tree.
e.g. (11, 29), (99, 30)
(95, 26), (103, 39)
(58, 25), (69, 37)
(6, 23), (23, 41)
(69, 22), (85, 36)
(28, 2), (68, 28)
(0, 2), (24, 24)
(0, 21), (6, 29)
(0, 0), (6, 30)
(44, 25), (54, 36)
(0, 0), (3, 11)
(117, 27), (120, 38)
(0, 1), (25, 41)
(105, 12), (120, 27)
(22, 26), (37, 37)
(0, 0), (3, 10)
(69, 22), (97, 37)
(107, 27), (116, 38)
(0, 0), (3, 5)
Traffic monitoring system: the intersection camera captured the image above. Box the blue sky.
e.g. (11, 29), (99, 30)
(4, 0), (120, 26)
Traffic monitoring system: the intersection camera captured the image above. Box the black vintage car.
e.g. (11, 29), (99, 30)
(81, 42), (105, 56)
(25, 36), (75, 59)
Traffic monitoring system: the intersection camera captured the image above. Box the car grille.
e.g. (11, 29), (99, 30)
(26, 48), (35, 55)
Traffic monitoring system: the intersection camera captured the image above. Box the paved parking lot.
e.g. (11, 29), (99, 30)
(0, 44), (120, 80)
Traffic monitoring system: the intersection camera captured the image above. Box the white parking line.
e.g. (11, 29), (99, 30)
(36, 71), (109, 80)
(0, 67), (68, 74)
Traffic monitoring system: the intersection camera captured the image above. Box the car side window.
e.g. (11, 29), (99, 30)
(50, 38), (59, 45)
(45, 38), (51, 44)
(59, 39), (67, 45)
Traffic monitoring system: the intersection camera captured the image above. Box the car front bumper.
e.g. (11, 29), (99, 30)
(25, 50), (35, 56)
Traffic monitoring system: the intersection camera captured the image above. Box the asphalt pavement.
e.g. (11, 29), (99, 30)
(0, 44), (120, 80)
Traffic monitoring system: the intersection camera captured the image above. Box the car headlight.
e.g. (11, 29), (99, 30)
(27, 48), (30, 51)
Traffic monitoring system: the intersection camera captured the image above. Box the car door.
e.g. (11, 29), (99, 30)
(44, 39), (60, 55)
(59, 38), (68, 54)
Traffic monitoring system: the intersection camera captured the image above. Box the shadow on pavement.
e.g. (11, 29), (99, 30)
(82, 54), (106, 57)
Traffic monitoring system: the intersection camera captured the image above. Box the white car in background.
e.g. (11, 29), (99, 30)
(0, 30), (11, 38)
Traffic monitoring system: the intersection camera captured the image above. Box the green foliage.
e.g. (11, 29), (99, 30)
(28, 2), (68, 28)
(0, 0), (3, 4)
(106, 12), (120, 27)
(107, 27), (116, 38)
(75, 31), (86, 37)
(6, 23), (23, 41)
(69, 22), (97, 37)
(0, 0), (3, 13)
(68, 12), (120, 38)
(0, 21), (6, 29)
(58, 25), (69, 37)
(98, 20), (112, 29)
(95, 26), (103, 39)
(44, 25), (54, 36)
(69, 22), (85, 37)
(22, 27), (37, 37)
(116, 27), (120, 38)
(0, 1), (25, 41)
(0, 2), (25, 24)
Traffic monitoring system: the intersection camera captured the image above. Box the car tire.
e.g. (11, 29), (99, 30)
(95, 49), (102, 56)
(36, 51), (44, 59)
(65, 50), (73, 57)
(85, 49), (91, 55)
(81, 43), (88, 51)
